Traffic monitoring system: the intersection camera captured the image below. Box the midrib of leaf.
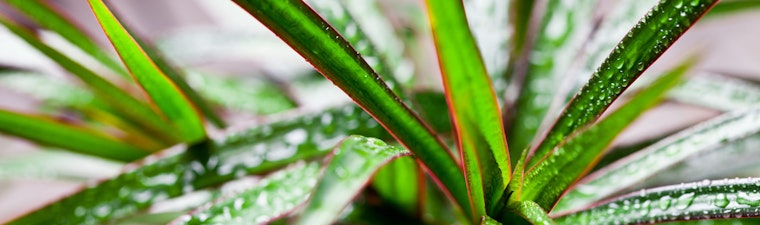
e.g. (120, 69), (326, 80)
(520, 59), (691, 210)
(555, 178), (760, 224)
(425, 0), (511, 219)
(232, 0), (471, 218)
(526, 0), (718, 168)
(555, 106), (760, 213)
(293, 136), (410, 225)
(0, 16), (181, 145)
(508, 0), (598, 158)
(5, 0), (128, 79)
(87, 0), (207, 144)
(0, 109), (146, 162)
(6, 104), (387, 225)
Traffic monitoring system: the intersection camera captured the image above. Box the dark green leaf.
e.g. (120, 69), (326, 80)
(521, 59), (690, 210)
(232, 0), (470, 217)
(87, 0), (206, 144)
(425, 0), (511, 218)
(527, 0), (718, 168)
(0, 109), (147, 161)
(294, 136), (410, 225)
(707, 0), (760, 17)
(555, 178), (760, 224)
(482, 215), (503, 225)
(6, 104), (387, 225)
(509, 201), (556, 225)
(669, 74), (760, 112)
(372, 156), (421, 215)
(556, 106), (760, 213)
(5, 0), (128, 78)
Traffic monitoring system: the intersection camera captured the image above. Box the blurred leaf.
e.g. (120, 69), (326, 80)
(527, 0), (717, 168)
(521, 60), (690, 210)
(6, 104), (387, 225)
(372, 156), (421, 215)
(0, 71), (94, 109)
(410, 91), (453, 133)
(173, 162), (321, 225)
(556, 106), (760, 213)
(509, 201), (556, 225)
(508, 0), (598, 157)
(662, 218), (760, 225)
(482, 215), (503, 225)
(669, 74), (760, 112)
(232, 0), (470, 217)
(425, 0), (511, 218)
(185, 71), (296, 115)
(116, 212), (185, 225)
(307, 0), (404, 97)
(555, 178), (760, 224)
(465, 0), (511, 98)
(0, 16), (180, 145)
(509, 0), (535, 58)
(0, 109), (147, 161)
(5, 0), (128, 78)
(87, 0), (206, 144)
(0, 150), (123, 181)
(706, 0), (760, 17)
(294, 136), (410, 225)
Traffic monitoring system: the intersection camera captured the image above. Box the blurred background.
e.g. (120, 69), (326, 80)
(0, 0), (759, 222)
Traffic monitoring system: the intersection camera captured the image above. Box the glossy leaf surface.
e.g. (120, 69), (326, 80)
(0, 109), (146, 161)
(232, 0), (469, 216)
(521, 60), (689, 210)
(5, 0), (128, 78)
(6, 105), (386, 225)
(557, 106), (760, 213)
(556, 178), (760, 224)
(174, 162), (321, 225)
(294, 136), (410, 225)
(425, 0), (511, 217)
(527, 0), (718, 167)
(510, 201), (556, 225)
(87, 0), (206, 143)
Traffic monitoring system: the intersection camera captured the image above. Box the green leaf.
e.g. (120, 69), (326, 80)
(306, 0), (404, 97)
(526, 0), (718, 168)
(294, 136), (410, 225)
(509, 201), (556, 225)
(668, 74), (760, 112)
(0, 150), (123, 181)
(707, 0), (760, 17)
(232, 0), (469, 218)
(5, 0), (128, 78)
(0, 16), (180, 145)
(87, 0), (206, 144)
(556, 106), (760, 213)
(425, 0), (511, 218)
(0, 109), (147, 161)
(0, 71), (94, 110)
(174, 162), (321, 225)
(481, 215), (503, 225)
(372, 156), (421, 215)
(521, 59), (691, 210)
(508, 0), (598, 157)
(186, 71), (296, 115)
(555, 178), (760, 224)
(6, 104), (387, 225)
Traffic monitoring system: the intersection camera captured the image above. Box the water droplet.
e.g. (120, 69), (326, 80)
(659, 196), (672, 210)
(714, 193), (730, 208)
(675, 192), (696, 210)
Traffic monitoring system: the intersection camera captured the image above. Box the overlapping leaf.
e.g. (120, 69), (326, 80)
(527, 0), (718, 168)
(232, 0), (469, 217)
(556, 178), (760, 224)
(87, 0), (206, 144)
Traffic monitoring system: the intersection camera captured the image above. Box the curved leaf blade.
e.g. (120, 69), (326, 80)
(5, 0), (128, 78)
(668, 74), (760, 112)
(425, 0), (511, 217)
(521, 60), (690, 210)
(293, 136), (410, 225)
(232, 0), (470, 217)
(527, 0), (718, 168)
(0, 109), (146, 161)
(509, 201), (557, 225)
(6, 105), (387, 225)
(557, 106), (760, 213)
(87, 0), (206, 144)
(555, 178), (760, 224)
(173, 162), (321, 225)
(707, 0), (760, 17)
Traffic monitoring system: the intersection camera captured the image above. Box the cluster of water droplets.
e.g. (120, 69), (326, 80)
(557, 178), (760, 224)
